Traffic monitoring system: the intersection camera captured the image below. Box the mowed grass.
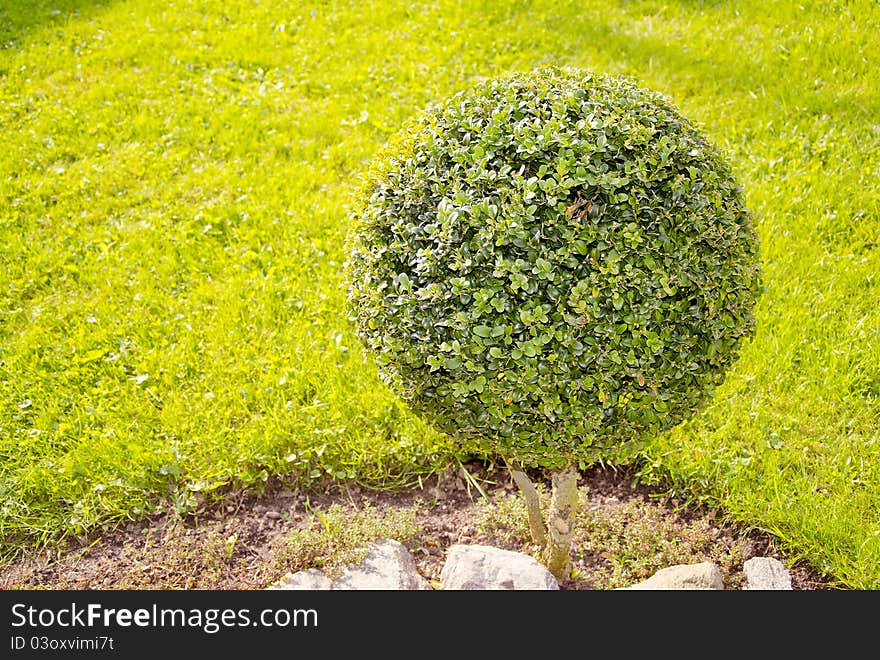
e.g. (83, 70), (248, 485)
(1, 0), (877, 587)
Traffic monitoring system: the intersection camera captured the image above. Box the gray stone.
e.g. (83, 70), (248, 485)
(267, 568), (331, 590)
(743, 557), (792, 590)
(266, 545), (799, 593)
(440, 544), (559, 590)
(332, 539), (432, 590)
(620, 562), (725, 590)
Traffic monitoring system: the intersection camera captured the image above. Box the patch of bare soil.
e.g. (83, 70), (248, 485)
(0, 463), (835, 590)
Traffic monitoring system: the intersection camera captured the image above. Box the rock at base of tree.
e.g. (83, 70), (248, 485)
(440, 544), (560, 590)
(267, 541), (796, 592)
(743, 556), (792, 590)
(619, 561), (725, 590)
(267, 539), (431, 590)
(332, 539), (432, 590)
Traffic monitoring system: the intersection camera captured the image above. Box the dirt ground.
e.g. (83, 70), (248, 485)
(0, 463), (835, 591)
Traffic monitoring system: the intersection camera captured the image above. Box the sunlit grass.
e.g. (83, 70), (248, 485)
(1, 0), (877, 588)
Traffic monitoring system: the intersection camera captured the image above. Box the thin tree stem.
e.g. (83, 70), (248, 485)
(508, 467), (546, 546)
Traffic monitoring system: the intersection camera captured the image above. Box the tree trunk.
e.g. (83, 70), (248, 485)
(509, 468), (546, 546)
(541, 464), (579, 581)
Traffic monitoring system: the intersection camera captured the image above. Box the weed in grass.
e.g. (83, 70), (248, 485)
(275, 502), (422, 578)
(111, 524), (243, 590)
(473, 490), (541, 546)
(573, 494), (747, 590)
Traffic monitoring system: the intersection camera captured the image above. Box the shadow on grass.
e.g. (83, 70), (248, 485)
(537, 5), (877, 123)
(0, 0), (115, 50)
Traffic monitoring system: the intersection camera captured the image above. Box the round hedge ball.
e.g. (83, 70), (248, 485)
(345, 67), (762, 470)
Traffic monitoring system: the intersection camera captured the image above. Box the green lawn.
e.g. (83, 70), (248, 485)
(1, 0), (877, 588)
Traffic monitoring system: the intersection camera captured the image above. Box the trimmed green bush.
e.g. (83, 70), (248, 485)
(345, 67), (761, 470)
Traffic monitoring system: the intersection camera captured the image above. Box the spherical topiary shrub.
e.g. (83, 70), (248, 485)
(345, 67), (761, 474)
